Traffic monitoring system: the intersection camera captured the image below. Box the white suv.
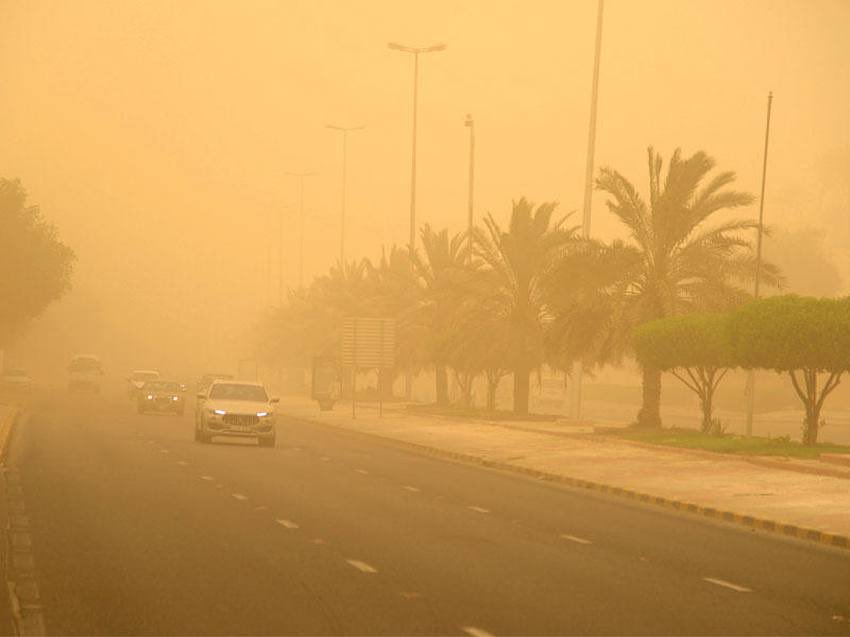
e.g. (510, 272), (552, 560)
(195, 380), (278, 447)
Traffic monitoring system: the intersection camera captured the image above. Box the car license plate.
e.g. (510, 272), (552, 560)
(233, 425), (252, 433)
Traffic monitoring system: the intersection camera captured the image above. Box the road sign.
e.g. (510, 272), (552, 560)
(341, 317), (396, 369)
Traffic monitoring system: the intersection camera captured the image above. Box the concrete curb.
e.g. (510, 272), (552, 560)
(292, 413), (850, 553)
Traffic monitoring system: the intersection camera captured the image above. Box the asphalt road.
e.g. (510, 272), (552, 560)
(6, 391), (850, 635)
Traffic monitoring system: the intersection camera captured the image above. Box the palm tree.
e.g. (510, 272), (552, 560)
(410, 225), (472, 406)
(545, 147), (779, 427)
(471, 198), (578, 415)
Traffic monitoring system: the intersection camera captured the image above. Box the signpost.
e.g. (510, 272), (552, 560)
(341, 317), (396, 418)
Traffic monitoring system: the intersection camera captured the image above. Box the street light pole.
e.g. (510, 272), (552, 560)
(570, 0), (605, 421)
(327, 124), (365, 266)
(745, 91), (774, 437)
(285, 171), (317, 288)
(464, 114), (475, 256)
(388, 41), (446, 255)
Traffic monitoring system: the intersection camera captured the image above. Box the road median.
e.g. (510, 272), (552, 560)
(280, 397), (850, 551)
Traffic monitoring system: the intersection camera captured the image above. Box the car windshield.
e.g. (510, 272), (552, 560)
(144, 381), (180, 392)
(209, 383), (268, 401)
(132, 372), (159, 381)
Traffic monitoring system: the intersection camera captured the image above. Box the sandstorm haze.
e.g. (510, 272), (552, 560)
(2, 0), (849, 378)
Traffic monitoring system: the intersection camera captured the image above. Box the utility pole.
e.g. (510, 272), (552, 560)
(570, 0), (605, 420)
(745, 91), (774, 436)
(464, 114), (475, 257)
(326, 124), (365, 266)
(285, 171), (317, 288)
(388, 41), (446, 255)
(389, 41), (445, 402)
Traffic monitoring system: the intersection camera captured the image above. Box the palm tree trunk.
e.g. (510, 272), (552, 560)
(435, 365), (449, 406)
(513, 363), (530, 415)
(637, 365), (662, 428)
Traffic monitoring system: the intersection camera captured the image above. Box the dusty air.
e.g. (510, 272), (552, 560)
(1, 1), (850, 635)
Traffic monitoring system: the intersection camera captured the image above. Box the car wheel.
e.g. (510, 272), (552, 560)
(137, 405), (146, 415)
(259, 435), (276, 448)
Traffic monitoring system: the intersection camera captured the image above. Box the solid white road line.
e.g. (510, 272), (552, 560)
(462, 626), (495, 637)
(403, 486), (421, 492)
(200, 475), (214, 481)
(561, 534), (592, 545)
(276, 519), (299, 529)
(345, 559), (378, 573)
(468, 506), (490, 514)
(231, 493), (248, 501)
(703, 577), (752, 593)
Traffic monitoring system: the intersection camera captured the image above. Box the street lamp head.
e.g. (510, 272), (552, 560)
(388, 42), (445, 54)
(464, 113), (473, 127)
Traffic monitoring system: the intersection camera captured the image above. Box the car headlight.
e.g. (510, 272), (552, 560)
(213, 409), (226, 416)
(172, 396), (179, 401)
(256, 412), (269, 417)
(146, 394), (153, 400)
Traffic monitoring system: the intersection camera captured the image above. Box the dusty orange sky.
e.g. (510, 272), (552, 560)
(2, 0), (849, 375)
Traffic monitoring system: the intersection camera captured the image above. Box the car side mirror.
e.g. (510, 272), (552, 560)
(196, 393), (205, 400)
(270, 397), (280, 403)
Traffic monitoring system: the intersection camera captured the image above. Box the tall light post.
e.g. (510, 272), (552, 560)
(275, 203), (294, 306)
(745, 91), (774, 437)
(570, 0), (605, 421)
(387, 41), (446, 254)
(285, 171), (317, 288)
(464, 113), (475, 255)
(326, 124), (365, 266)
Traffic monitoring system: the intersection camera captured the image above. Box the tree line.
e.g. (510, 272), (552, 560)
(0, 178), (75, 352)
(256, 146), (787, 427)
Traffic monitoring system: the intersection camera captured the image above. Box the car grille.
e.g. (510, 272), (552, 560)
(224, 414), (258, 427)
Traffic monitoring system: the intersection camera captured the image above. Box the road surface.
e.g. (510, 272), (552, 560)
(5, 392), (850, 635)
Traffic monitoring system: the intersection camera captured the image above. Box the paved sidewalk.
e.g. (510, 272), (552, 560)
(280, 397), (850, 546)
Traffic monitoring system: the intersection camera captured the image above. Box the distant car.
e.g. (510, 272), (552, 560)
(68, 355), (104, 393)
(0, 369), (32, 393)
(137, 380), (185, 415)
(127, 370), (160, 399)
(195, 380), (278, 447)
(196, 373), (233, 395)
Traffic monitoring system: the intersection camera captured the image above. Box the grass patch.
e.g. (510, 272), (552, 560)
(406, 403), (559, 422)
(608, 427), (850, 459)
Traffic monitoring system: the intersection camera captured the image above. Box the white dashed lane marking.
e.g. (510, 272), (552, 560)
(561, 534), (592, 545)
(468, 506), (490, 514)
(462, 626), (495, 637)
(320, 456), (331, 462)
(403, 486), (421, 492)
(703, 577), (752, 593)
(231, 493), (248, 501)
(276, 519), (299, 529)
(200, 475), (215, 481)
(176, 461), (188, 466)
(346, 559), (378, 573)
(159, 449), (170, 454)
(354, 469), (369, 475)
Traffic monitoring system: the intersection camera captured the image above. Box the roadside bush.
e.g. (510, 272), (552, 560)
(729, 295), (850, 445)
(634, 313), (734, 433)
